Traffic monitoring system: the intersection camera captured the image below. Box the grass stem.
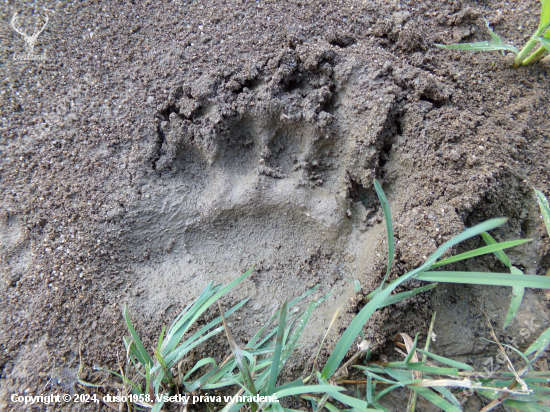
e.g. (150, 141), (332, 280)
(514, 20), (550, 67)
(408, 311), (437, 412)
(521, 44), (548, 66)
(513, 38), (539, 68)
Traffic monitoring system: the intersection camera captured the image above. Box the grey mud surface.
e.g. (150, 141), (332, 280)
(1, 0), (550, 411)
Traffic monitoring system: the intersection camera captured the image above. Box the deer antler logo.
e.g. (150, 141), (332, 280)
(10, 12), (49, 55)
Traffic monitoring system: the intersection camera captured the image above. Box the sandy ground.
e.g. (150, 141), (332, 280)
(1, 0), (550, 410)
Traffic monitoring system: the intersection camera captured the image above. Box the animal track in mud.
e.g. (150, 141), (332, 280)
(127, 43), (451, 341)
(148, 48), (403, 253)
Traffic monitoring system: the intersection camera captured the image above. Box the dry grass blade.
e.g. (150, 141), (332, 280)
(409, 379), (472, 388)
(218, 302), (258, 411)
(470, 301), (532, 412)
(394, 334), (420, 378)
(476, 302), (528, 392)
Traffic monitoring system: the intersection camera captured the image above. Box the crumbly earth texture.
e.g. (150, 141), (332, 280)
(1, 0), (550, 411)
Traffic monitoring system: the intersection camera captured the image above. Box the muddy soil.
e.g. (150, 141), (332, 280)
(1, 0), (550, 411)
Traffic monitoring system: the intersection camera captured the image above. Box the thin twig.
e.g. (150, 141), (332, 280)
(469, 300), (531, 412)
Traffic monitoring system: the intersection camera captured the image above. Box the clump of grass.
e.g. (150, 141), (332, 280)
(216, 297), (345, 412)
(98, 268), (254, 411)
(310, 179), (550, 410)
(436, 1), (550, 68)
(330, 312), (550, 412)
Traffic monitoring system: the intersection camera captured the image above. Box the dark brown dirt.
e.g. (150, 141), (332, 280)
(1, 0), (550, 411)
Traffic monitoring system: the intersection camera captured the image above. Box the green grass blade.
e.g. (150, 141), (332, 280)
(267, 301), (287, 395)
(435, 41), (519, 54)
(416, 271), (550, 289)
(373, 403), (392, 412)
(202, 346), (281, 389)
(346, 278), (361, 292)
(540, 0), (550, 31)
(481, 232), (512, 267)
(173, 297), (250, 356)
(77, 374), (101, 388)
(270, 378), (304, 393)
(372, 382), (408, 402)
(385, 368), (461, 412)
(219, 303), (257, 401)
(126, 341), (147, 369)
(414, 386), (462, 412)
(430, 384), (462, 409)
(154, 349), (175, 387)
(183, 357), (217, 382)
(321, 270), (418, 379)
(322, 401), (342, 412)
(380, 284), (438, 308)
(280, 293), (329, 367)
(406, 364), (459, 375)
(145, 364), (151, 399)
(469, 229), (525, 329)
(419, 218), (508, 269)
(96, 367), (142, 393)
(477, 389), (549, 411)
(355, 367), (401, 385)
(201, 361), (273, 390)
(539, 36), (550, 52)
(374, 179), (395, 290)
(404, 334), (419, 365)
(366, 374), (373, 403)
(415, 349), (473, 370)
(221, 403), (247, 412)
(164, 268), (253, 355)
(168, 282), (216, 334)
(430, 239), (530, 269)
(534, 188), (550, 237)
(157, 324), (166, 355)
(151, 400), (164, 412)
(272, 384), (344, 399)
(256, 329), (279, 349)
(504, 267), (525, 328)
(483, 17), (502, 44)
(525, 325), (550, 358)
(153, 366), (164, 394)
(124, 305), (153, 368)
(322, 218), (508, 379)
(281, 312), (296, 346)
(329, 391), (380, 411)
(483, 17), (506, 56)
(483, 339), (531, 365)
(503, 400), (548, 412)
(247, 285), (320, 348)
(161, 324), (225, 371)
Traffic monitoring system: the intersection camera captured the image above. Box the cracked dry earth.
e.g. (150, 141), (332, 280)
(1, 0), (550, 411)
